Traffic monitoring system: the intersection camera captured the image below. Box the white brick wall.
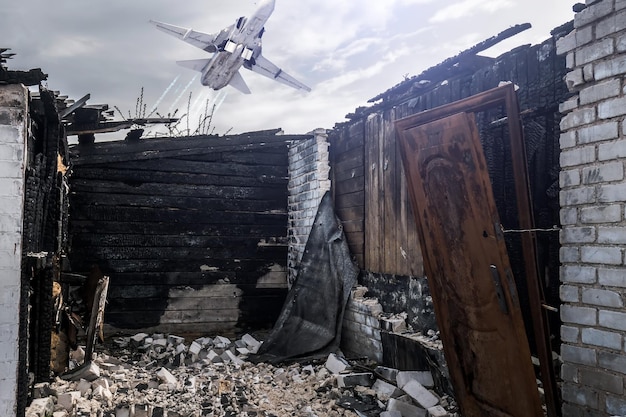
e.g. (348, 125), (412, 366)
(0, 84), (27, 417)
(287, 129), (331, 284)
(558, 2), (626, 415)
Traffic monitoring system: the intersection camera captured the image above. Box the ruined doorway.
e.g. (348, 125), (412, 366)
(395, 84), (559, 416)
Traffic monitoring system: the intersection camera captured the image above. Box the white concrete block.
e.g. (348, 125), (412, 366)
(336, 372), (374, 388)
(325, 353), (349, 374)
(372, 379), (402, 400)
(130, 333), (148, 345)
(402, 380), (439, 409)
(57, 391), (81, 411)
(189, 341), (202, 355)
(25, 397), (54, 417)
(397, 371), (435, 389)
(242, 333), (261, 349)
(387, 398), (427, 417)
(428, 405), (450, 416)
(375, 366), (399, 383)
(156, 367), (177, 386)
(381, 411), (402, 417)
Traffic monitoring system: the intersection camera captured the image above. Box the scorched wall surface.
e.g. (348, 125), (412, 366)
(68, 133), (298, 334)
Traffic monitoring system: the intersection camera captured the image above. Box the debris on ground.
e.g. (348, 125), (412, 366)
(26, 332), (459, 417)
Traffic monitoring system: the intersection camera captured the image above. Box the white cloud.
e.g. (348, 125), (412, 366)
(1, 0), (574, 136)
(429, 0), (514, 23)
(39, 35), (103, 59)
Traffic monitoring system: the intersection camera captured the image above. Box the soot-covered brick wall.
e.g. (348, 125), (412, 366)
(557, 1), (626, 416)
(0, 84), (27, 417)
(287, 129), (331, 285)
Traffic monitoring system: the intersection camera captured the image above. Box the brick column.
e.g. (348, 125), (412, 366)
(557, 1), (626, 415)
(0, 84), (27, 416)
(287, 129), (331, 285)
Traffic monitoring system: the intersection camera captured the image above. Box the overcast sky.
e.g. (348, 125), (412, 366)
(2, 0), (573, 137)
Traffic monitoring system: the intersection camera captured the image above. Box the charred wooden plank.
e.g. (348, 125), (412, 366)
(71, 167), (287, 187)
(70, 193), (286, 212)
(102, 158), (287, 177)
(70, 233), (281, 249)
(70, 179), (288, 201)
(365, 112), (383, 272)
(70, 206), (286, 224)
(71, 133), (304, 164)
(335, 190), (364, 210)
(70, 259), (285, 274)
(69, 220), (283, 237)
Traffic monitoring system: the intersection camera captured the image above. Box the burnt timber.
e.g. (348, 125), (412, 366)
(69, 130), (311, 334)
(329, 25), (568, 352)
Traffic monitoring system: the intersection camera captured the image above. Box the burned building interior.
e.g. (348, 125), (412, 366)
(4, 3), (626, 416)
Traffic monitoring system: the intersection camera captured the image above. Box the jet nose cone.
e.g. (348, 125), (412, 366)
(259, 0), (275, 12)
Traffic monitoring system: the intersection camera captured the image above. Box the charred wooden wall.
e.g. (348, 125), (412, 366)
(19, 87), (71, 412)
(68, 133), (302, 334)
(329, 32), (569, 334)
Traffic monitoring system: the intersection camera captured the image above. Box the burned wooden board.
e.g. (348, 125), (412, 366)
(396, 112), (542, 417)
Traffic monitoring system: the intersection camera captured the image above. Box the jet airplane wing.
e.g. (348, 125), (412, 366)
(149, 20), (226, 53)
(249, 55), (311, 92)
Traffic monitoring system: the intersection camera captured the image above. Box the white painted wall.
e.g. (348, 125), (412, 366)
(0, 84), (27, 417)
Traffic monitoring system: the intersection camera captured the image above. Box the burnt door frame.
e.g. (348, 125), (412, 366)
(394, 83), (559, 417)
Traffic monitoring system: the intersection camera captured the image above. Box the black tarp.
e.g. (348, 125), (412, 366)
(252, 191), (359, 363)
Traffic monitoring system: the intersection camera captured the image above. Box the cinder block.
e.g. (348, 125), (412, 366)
(599, 96), (626, 119)
(582, 288), (623, 308)
(381, 314), (407, 332)
(337, 372), (373, 388)
(559, 107), (596, 131)
(559, 187), (595, 207)
(387, 398), (427, 417)
(559, 247), (579, 263)
(189, 341), (202, 355)
(560, 305), (597, 326)
(130, 332), (148, 346)
(375, 366), (399, 383)
(599, 138), (626, 161)
(556, 30), (577, 55)
(428, 405), (450, 416)
(559, 145), (596, 167)
(580, 326), (622, 350)
(561, 344), (597, 366)
(402, 380), (439, 408)
(25, 397), (54, 417)
(599, 309), (626, 331)
(325, 353), (349, 374)
(576, 39), (614, 67)
(598, 267), (626, 287)
(57, 391), (81, 411)
(560, 265), (597, 284)
(397, 371), (435, 389)
(581, 204), (622, 224)
(560, 285), (579, 303)
(372, 379), (402, 400)
(156, 367), (177, 385)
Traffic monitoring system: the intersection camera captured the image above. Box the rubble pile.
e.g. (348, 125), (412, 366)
(26, 333), (458, 417)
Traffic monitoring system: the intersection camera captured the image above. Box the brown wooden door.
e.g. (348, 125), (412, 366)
(397, 112), (542, 417)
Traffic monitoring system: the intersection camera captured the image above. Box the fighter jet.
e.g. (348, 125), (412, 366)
(150, 0), (311, 94)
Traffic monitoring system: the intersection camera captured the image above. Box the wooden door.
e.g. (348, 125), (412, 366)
(397, 112), (542, 417)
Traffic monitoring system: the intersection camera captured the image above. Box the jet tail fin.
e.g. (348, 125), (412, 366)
(229, 70), (251, 94)
(176, 59), (211, 72)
